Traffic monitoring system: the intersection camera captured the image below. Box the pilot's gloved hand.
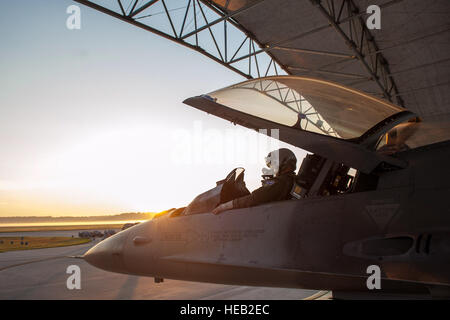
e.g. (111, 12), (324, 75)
(212, 201), (233, 215)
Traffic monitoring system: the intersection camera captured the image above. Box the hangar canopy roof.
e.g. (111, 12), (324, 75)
(75, 0), (450, 121)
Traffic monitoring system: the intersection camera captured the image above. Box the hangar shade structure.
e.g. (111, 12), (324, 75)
(74, 0), (450, 122)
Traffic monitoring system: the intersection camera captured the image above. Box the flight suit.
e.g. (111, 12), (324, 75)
(232, 171), (296, 209)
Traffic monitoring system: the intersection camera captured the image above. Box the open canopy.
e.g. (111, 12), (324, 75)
(201, 76), (450, 152)
(184, 76), (417, 173)
(208, 76), (405, 139)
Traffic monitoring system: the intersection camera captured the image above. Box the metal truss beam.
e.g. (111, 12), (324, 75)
(274, 46), (355, 59)
(228, 45), (356, 64)
(73, 0), (285, 80)
(288, 66), (368, 80)
(180, 0), (265, 40)
(197, 0), (291, 76)
(310, 0), (404, 107)
(129, 0), (159, 17)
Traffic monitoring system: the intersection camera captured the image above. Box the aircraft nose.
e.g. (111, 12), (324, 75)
(84, 230), (130, 274)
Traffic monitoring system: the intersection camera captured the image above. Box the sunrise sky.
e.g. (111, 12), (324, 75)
(0, 0), (306, 217)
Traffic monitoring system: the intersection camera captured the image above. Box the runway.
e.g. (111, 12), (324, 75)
(0, 230), (319, 300)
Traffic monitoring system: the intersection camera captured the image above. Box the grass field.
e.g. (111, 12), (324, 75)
(0, 237), (91, 252)
(0, 224), (126, 233)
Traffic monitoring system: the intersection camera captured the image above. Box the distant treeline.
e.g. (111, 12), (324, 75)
(0, 212), (155, 223)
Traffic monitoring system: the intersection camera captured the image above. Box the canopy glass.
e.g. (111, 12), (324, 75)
(208, 76), (404, 139)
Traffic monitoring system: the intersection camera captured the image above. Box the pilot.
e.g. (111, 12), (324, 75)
(212, 148), (297, 214)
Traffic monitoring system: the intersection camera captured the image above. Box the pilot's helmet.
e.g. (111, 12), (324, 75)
(264, 148), (297, 176)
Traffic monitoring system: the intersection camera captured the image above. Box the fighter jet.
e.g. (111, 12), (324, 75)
(73, 0), (450, 298)
(84, 76), (450, 299)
